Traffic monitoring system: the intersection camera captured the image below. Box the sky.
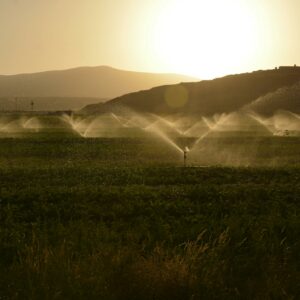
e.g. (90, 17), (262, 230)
(0, 0), (300, 79)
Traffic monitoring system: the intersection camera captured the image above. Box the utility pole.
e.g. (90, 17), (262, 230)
(30, 100), (34, 112)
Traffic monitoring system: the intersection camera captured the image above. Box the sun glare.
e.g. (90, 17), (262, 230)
(153, 0), (259, 79)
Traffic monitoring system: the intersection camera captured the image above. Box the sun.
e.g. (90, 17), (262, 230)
(152, 0), (260, 79)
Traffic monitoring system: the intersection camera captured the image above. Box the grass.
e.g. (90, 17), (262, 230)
(0, 136), (300, 299)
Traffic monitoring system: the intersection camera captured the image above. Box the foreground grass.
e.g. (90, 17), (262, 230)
(0, 138), (300, 299)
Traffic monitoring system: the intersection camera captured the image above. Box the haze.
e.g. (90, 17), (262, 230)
(1, 0), (300, 79)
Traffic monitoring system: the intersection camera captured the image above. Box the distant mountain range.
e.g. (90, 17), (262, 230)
(82, 67), (300, 115)
(0, 66), (197, 111)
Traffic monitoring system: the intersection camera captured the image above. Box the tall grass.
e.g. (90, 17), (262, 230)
(0, 138), (300, 299)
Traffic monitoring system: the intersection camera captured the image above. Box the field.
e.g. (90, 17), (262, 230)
(0, 135), (300, 299)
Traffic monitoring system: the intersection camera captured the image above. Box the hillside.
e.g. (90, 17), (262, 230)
(245, 82), (300, 115)
(0, 66), (196, 99)
(83, 68), (300, 115)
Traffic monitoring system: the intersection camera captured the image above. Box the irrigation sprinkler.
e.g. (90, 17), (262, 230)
(183, 146), (189, 167)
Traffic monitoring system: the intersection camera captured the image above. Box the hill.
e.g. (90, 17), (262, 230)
(245, 82), (300, 115)
(83, 68), (300, 115)
(0, 66), (196, 111)
(0, 66), (196, 108)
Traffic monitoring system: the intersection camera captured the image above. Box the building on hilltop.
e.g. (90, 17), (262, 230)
(278, 64), (300, 70)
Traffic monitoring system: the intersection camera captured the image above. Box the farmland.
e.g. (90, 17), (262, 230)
(0, 135), (299, 299)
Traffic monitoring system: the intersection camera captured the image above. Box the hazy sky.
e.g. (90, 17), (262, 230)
(1, 0), (300, 78)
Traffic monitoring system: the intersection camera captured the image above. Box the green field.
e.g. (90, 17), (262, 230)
(0, 136), (300, 299)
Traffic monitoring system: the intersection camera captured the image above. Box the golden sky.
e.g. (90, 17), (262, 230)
(1, 0), (299, 78)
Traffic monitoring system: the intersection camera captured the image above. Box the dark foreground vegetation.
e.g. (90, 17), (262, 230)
(0, 137), (300, 299)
